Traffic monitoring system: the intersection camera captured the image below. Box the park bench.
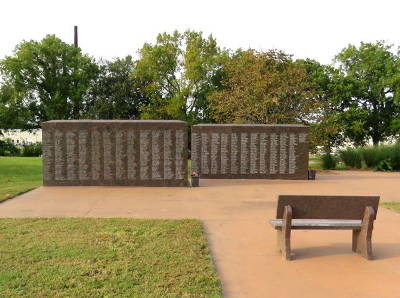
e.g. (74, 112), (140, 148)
(269, 195), (380, 260)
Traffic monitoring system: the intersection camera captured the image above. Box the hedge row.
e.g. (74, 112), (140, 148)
(0, 139), (42, 157)
(322, 143), (400, 171)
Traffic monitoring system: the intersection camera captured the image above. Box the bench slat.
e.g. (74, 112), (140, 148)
(270, 219), (362, 230)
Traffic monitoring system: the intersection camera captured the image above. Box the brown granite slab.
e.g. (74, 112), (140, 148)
(191, 124), (309, 179)
(42, 120), (188, 186)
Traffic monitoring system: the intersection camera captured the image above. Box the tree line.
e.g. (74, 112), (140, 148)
(1, 31), (400, 151)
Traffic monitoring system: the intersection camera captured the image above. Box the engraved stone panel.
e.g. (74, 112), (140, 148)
(259, 133), (268, 174)
(140, 130), (151, 180)
(115, 130), (126, 181)
(103, 129), (115, 180)
(201, 133), (210, 175)
(164, 130), (173, 179)
(191, 124), (309, 179)
(127, 130), (137, 180)
(211, 133), (220, 175)
(299, 133), (308, 143)
(175, 129), (185, 179)
(42, 130), (54, 181)
(240, 133), (249, 174)
(91, 130), (101, 180)
(54, 130), (65, 180)
(270, 133), (278, 174)
(279, 133), (288, 174)
(191, 132), (200, 175)
(250, 133), (259, 174)
(66, 131), (78, 180)
(231, 133), (239, 174)
(152, 131), (162, 180)
(220, 133), (229, 174)
(78, 130), (89, 180)
(288, 133), (297, 174)
(42, 120), (188, 186)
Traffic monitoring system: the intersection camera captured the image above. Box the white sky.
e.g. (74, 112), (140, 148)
(1, 0), (399, 64)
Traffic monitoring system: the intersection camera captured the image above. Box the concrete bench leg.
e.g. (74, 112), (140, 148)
(276, 230), (282, 253)
(352, 229), (360, 252)
(355, 206), (375, 260)
(279, 205), (292, 260)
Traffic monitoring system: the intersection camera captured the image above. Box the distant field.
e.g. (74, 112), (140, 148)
(0, 157), (42, 202)
(0, 218), (221, 297)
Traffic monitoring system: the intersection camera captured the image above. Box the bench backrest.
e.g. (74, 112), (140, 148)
(276, 195), (380, 220)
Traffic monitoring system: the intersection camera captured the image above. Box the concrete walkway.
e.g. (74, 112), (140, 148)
(1, 171), (400, 298)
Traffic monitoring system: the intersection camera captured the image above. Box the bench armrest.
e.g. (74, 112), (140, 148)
(283, 205), (292, 230)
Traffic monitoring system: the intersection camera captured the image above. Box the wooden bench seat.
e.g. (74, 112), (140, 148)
(270, 195), (380, 260)
(270, 219), (362, 230)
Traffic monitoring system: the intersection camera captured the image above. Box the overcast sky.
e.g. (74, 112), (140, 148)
(1, 0), (399, 64)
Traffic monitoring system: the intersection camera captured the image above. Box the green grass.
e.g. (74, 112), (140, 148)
(308, 155), (347, 170)
(381, 202), (400, 213)
(0, 157), (42, 202)
(0, 218), (222, 297)
(0, 159), (221, 296)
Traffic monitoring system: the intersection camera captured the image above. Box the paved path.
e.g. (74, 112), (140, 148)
(1, 171), (400, 298)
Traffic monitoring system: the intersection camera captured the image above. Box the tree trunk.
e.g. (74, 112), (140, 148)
(372, 136), (379, 146)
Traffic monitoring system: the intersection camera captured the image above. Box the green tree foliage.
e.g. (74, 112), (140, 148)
(0, 84), (33, 129)
(2, 32), (400, 154)
(0, 35), (98, 128)
(134, 30), (227, 124)
(85, 56), (150, 119)
(334, 41), (400, 146)
(392, 118), (400, 138)
(300, 59), (344, 152)
(209, 49), (318, 124)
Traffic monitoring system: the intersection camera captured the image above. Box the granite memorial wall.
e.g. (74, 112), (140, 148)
(42, 120), (188, 186)
(191, 124), (309, 179)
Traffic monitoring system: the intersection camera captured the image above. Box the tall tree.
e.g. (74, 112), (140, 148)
(334, 41), (400, 146)
(209, 49), (318, 124)
(0, 35), (98, 128)
(0, 83), (33, 129)
(300, 59), (344, 152)
(85, 56), (149, 119)
(134, 30), (227, 124)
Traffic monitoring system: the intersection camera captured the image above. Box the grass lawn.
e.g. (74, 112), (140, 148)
(381, 202), (400, 213)
(0, 218), (221, 297)
(0, 157), (42, 203)
(308, 155), (347, 170)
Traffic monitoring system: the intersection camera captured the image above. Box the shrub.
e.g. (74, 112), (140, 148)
(390, 143), (400, 171)
(376, 159), (393, 172)
(359, 144), (400, 171)
(341, 144), (400, 171)
(0, 139), (20, 156)
(339, 147), (362, 169)
(321, 153), (337, 170)
(22, 143), (42, 157)
(377, 145), (392, 162)
(361, 146), (381, 168)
